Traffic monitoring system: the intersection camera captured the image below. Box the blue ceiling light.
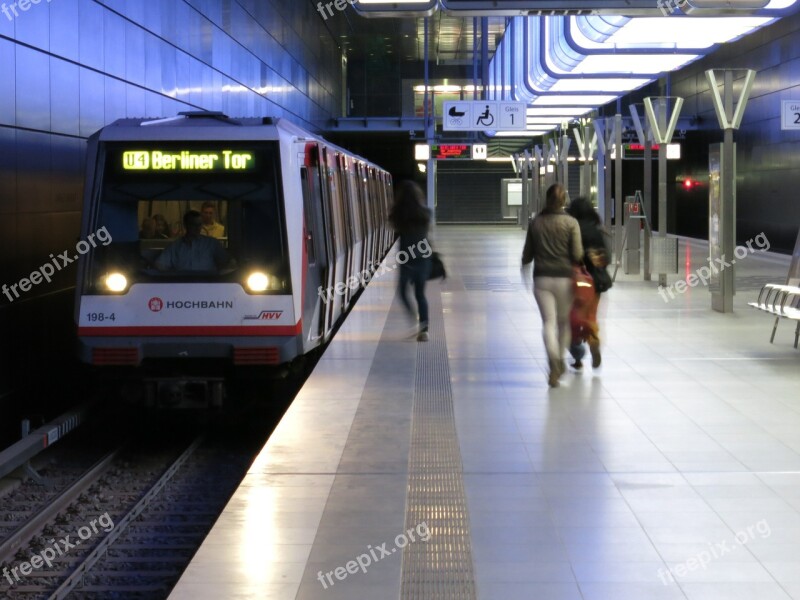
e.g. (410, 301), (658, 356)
(485, 1), (797, 136)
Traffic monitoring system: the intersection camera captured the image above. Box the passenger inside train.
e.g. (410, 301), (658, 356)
(200, 201), (226, 239)
(154, 210), (232, 272)
(151, 214), (170, 239)
(139, 217), (157, 240)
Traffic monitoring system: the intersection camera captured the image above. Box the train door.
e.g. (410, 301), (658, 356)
(300, 144), (326, 345)
(336, 153), (355, 309)
(346, 157), (365, 299)
(325, 148), (348, 326)
(318, 146), (341, 339)
(369, 168), (383, 262)
(383, 172), (393, 253)
(359, 163), (374, 273)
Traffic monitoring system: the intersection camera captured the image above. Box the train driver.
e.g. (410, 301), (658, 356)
(200, 201), (225, 238)
(155, 210), (231, 272)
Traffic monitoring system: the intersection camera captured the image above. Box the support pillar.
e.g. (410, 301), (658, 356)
(706, 68), (756, 313)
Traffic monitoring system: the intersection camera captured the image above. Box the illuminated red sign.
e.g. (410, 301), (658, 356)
(431, 144), (471, 159)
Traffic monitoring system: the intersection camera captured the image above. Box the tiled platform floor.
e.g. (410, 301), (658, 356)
(170, 226), (800, 600)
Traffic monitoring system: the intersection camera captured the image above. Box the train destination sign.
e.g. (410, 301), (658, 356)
(122, 150), (255, 171)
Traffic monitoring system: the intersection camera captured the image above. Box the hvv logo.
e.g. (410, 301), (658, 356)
(244, 310), (283, 320)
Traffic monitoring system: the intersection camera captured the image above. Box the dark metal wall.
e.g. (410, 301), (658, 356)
(0, 0), (345, 408)
(436, 161), (516, 223)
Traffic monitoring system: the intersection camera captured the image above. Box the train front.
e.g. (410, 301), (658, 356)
(75, 128), (301, 390)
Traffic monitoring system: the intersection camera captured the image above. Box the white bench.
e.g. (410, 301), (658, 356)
(748, 283), (800, 348)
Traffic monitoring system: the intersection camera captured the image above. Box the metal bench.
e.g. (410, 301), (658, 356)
(748, 282), (800, 348)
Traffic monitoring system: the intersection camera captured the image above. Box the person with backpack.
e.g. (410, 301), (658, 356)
(566, 197), (612, 370)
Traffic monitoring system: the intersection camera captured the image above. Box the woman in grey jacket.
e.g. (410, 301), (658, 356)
(521, 183), (584, 387)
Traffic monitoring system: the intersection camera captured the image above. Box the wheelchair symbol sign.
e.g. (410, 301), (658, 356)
(444, 101), (523, 131)
(475, 105), (494, 127)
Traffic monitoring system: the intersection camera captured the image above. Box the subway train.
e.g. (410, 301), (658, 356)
(74, 111), (394, 405)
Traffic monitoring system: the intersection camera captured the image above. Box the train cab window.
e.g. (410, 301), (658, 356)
(86, 142), (290, 293)
(135, 200), (229, 265)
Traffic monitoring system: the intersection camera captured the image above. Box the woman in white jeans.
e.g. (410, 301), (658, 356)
(521, 184), (584, 387)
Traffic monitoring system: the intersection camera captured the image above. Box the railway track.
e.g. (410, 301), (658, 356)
(0, 404), (280, 599)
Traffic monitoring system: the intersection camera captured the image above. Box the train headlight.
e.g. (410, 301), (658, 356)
(246, 272), (269, 292)
(105, 272), (128, 293)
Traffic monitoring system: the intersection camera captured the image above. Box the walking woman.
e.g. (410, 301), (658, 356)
(521, 183), (583, 387)
(567, 197), (611, 370)
(389, 180), (432, 342)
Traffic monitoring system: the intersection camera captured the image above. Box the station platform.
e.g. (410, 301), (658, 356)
(169, 225), (800, 600)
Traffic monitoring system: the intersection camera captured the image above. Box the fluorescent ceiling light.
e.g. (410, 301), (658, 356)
(527, 117), (570, 124)
(527, 107), (592, 117)
(570, 16), (776, 50)
(548, 78), (650, 92)
(568, 54), (699, 75)
(533, 95), (616, 106)
(604, 17), (774, 48)
(494, 130), (551, 137)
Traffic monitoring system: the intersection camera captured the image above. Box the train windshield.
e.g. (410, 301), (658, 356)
(86, 142), (289, 292)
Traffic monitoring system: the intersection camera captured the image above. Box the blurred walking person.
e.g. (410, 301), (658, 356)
(567, 197), (611, 370)
(389, 181), (432, 342)
(522, 183), (583, 387)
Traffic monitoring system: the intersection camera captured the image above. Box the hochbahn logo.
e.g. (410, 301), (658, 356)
(148, 298), (234, 311)
(244, 310), (284, 320)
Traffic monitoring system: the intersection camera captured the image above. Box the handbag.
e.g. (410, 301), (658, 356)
(590, 263), (613, 293)
(586, 247), (612, 293)
(428, 252), (447, 280)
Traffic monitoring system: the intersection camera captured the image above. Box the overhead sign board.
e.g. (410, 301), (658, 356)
(781, 101), (800, 130)
(443, 101), (526, 131)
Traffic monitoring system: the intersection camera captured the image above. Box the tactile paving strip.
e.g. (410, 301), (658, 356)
(400, 291), (477, 600)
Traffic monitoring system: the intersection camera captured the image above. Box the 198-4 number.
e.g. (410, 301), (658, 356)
(86, 313), (115, 322)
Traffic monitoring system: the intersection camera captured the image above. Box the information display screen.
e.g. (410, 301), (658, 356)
(622, 143), (681, 160)
(431, 144), (471, 159)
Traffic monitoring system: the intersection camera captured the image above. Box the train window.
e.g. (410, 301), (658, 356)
(300, 167), (316, 265)
(86, 142), (290, 292)
(329, 161), (346, 256)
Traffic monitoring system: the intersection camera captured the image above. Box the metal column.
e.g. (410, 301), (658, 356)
(706, 69), (756, 313)
(630, 104), (653, 280)
(645, 97), (683, 288)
